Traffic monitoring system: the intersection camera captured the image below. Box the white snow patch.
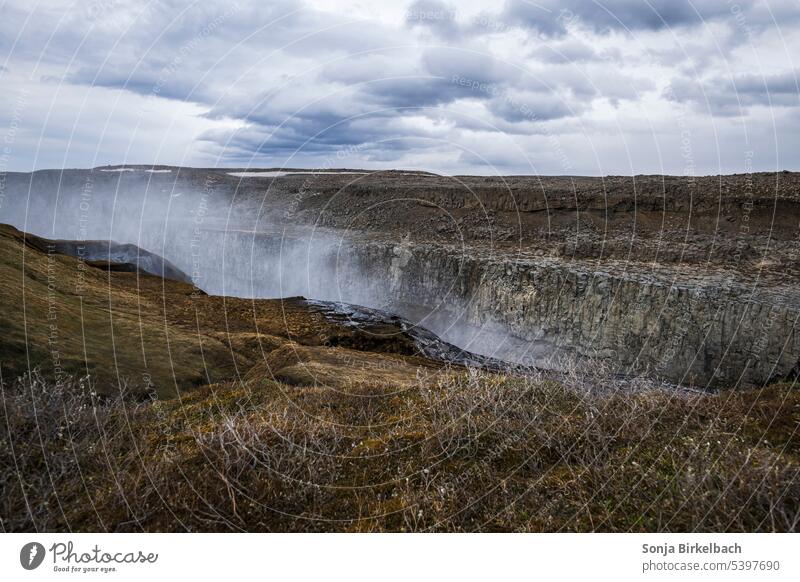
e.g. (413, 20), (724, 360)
(98, 168), (172, 173)
(227, 171), (369, 178)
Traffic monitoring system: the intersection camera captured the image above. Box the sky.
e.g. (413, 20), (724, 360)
(0, 0), (799, 175)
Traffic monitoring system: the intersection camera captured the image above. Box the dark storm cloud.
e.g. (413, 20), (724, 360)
(422, 46), (520, 86)
(198, 111), (447, 164)
(10, 0), (405, 105)
(487, 92), (576, 122)
(359, 77), (477, 108)
(668, 70), (800, 115)
(500, 0), (752, 36)
(198, 41), (528, 160)
(42, 0), (438, 166)
(1, 0), (799, 174)
(203, 84), (465, 164)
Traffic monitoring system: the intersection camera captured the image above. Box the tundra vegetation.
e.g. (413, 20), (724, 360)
(1, 368), (798, 532)
(0, 169), (799, 532)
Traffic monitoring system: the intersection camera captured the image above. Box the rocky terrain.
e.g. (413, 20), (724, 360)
(0, 168), (798, 532)
(2, 166), (797, 387)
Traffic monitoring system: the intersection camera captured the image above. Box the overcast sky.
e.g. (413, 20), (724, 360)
(1, 0), (799, 175)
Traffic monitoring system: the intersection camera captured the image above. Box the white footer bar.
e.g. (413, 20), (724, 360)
(1, 533), (797, 581)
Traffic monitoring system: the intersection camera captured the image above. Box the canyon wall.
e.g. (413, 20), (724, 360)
(171, 228), (799, 387)
(351, 240), (799, 387)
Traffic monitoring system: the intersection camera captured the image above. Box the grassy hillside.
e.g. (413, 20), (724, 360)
(0, 224), (446, 398)
(0, 224), (235, 396)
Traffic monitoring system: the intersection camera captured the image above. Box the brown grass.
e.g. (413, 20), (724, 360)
(2, 367), (797, 532)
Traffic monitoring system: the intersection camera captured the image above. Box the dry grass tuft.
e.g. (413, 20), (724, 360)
(2, 367), (798, 532)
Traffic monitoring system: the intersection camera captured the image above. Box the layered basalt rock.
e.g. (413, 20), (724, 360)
(345, 240), (800, 388)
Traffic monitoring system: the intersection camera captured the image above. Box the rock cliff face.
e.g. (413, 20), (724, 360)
(347, 240), (799, 388)
(24, 234), (192, 283)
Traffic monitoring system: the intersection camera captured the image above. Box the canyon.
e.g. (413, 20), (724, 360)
(1, 166), (798, 389)
(2, 166), (799, 533)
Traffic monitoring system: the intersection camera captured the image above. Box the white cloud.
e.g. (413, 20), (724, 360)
(1, 0), (798, 174)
